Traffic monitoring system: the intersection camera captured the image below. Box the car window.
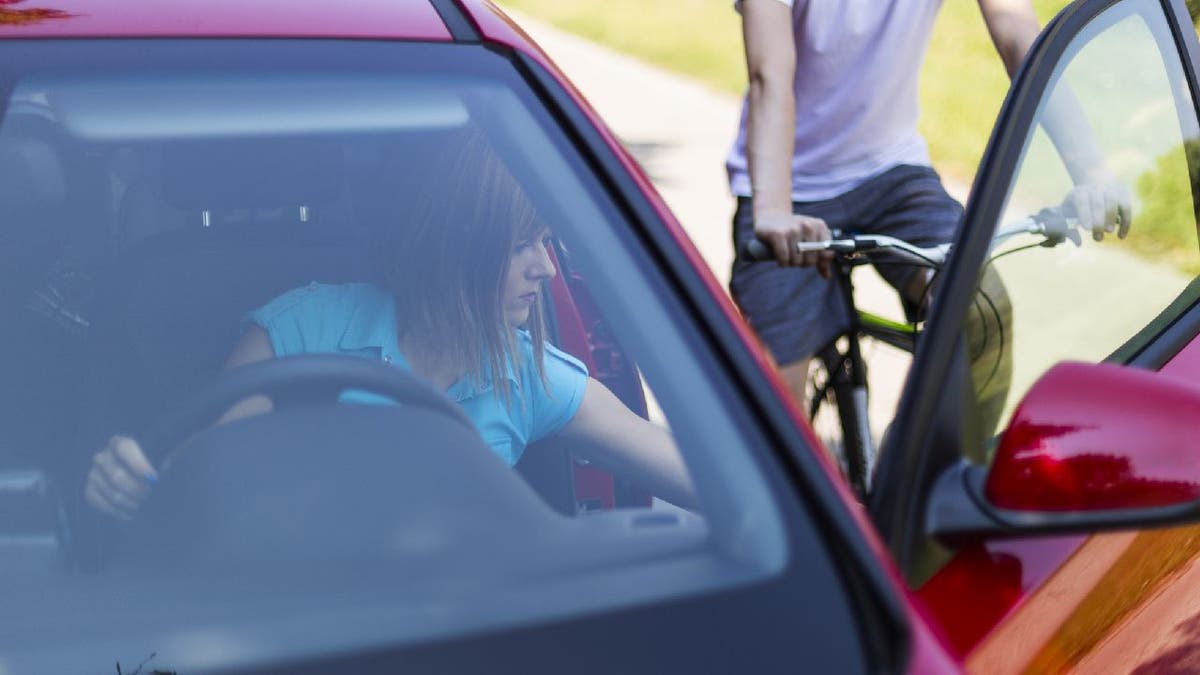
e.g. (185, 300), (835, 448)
(0, 39), (871, 673)
(963, 0), (1200, 444)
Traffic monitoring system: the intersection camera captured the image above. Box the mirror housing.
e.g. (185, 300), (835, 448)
(988, 362), (1200, 510)
(927, 362), (1200, 541)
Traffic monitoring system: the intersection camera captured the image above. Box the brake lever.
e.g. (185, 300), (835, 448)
(1035, 206), (1083, 248)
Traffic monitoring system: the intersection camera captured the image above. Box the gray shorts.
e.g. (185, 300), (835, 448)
(729, 164), (962, 366)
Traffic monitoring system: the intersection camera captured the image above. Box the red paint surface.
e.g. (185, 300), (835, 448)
(904, 597), (967, 674)
(922, 342), (1200, 658)
(1159, 330), (1200, 381)
(1073, 553), (1200, 673)
(0, 0), (450, 39)
(546, 252), (617, 510)
(916, 536), (1086, 656)
(987, 362), (1200, 511)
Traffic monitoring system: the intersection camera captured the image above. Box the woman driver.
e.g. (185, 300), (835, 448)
(83, 130), (696, 518)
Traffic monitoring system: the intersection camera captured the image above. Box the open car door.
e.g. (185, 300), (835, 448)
(871, 0), (1200, 669)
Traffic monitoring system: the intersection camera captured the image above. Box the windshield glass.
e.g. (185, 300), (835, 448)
(0, 40), (788, 673)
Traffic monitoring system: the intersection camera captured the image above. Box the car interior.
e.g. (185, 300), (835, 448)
(2, 94), (663, 554)
(0, 45), (815, 671)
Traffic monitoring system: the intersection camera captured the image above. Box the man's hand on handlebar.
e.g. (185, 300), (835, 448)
(1063, 171), (1132, 242)
(753, 210), (834, 278)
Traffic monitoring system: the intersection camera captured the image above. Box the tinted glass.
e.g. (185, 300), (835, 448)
(963, 0), (1200, 442)
(0, 39), (873, 673)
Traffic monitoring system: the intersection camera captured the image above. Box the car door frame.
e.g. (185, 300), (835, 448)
(869, 0), (1200, 581)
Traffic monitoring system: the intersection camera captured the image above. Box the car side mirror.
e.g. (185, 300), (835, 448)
(986, 362), (1200, 511)
(927, 362), (1200, 541)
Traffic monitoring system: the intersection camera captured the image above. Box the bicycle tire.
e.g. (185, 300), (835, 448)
(813, 343), (871, 498)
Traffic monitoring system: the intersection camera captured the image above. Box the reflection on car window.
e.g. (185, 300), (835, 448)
(968, 0), (1200, 443)
(0, 40), (792, 672)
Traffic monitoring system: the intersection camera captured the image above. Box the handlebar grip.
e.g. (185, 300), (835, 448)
(739, 238), (774, 262)
(1034, 205), (1082, 246)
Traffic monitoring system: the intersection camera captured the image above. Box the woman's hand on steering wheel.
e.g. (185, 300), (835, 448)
(84, 435), (157, 520)
(81, 354), (474, 520)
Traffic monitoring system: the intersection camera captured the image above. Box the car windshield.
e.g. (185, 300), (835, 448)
(0, 40), (789, 672)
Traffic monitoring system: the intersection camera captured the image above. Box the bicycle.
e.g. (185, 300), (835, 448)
(740, 206), (1081, 499)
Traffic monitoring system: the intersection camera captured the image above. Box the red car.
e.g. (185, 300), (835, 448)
(2, 0), (1200, 673)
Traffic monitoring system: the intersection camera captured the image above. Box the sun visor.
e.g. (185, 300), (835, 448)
(20, 73), (471, 142)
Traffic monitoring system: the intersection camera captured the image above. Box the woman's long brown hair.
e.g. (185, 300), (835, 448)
(384, 127), (549, 407)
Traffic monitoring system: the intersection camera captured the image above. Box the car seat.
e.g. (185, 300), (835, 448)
(81, 137), (370, 447)
(0, 110), (92, 571)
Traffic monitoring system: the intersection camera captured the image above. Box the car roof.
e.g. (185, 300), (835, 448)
(0, 0), (489, 41)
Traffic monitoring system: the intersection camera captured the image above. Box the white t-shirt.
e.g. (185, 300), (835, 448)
(727, 0), (943, 201)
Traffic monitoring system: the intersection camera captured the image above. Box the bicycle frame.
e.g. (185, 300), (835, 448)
(809, 257), (921, 497)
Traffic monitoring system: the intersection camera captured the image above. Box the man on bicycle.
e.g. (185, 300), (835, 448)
(728, 0), (1130, 412)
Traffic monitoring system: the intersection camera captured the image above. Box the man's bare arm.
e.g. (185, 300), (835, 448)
(978, 0), (1132, 238)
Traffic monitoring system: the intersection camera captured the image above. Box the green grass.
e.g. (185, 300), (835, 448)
(1134, 141), (1200, 275)
(497, 0), (747, 95)
(921, 1), (1071, 179)
(495, 0), (1070, 183)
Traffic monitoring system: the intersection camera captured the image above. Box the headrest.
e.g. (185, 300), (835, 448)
(0, 134), (66, 210)
(161, 138), (344, 210)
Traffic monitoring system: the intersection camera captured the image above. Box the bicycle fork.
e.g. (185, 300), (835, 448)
(831, 259), (876, 496)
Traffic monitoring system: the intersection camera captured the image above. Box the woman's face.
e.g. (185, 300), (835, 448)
(501, 227), (556, 326)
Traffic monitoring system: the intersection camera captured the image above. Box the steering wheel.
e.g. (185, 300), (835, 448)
(136, 354), (474, 467)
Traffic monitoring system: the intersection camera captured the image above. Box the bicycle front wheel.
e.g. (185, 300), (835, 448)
(810, 343), (873, 498)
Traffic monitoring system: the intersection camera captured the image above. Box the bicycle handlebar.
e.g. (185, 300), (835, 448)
(991, 206), (1083, 248)
(740, 232), (950, 266)
(739, 205), (1081, 268)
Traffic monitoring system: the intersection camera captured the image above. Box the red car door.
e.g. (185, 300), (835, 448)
(868, 0), (1200, 670)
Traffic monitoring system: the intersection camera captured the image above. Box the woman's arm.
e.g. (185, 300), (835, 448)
(557, 378), (698, 511)
(213, 324), (275, 424)
(83, 325), (275, 518)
